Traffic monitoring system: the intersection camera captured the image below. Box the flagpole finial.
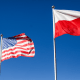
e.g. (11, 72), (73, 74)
(0, 34), (3, 37)
(52, 5), (55, 8)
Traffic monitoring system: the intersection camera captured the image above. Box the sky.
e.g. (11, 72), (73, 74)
(0, 0), (80, 80)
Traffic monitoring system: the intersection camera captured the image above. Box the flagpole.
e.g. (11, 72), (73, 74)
(52, 6), (57, 80)
(0, 34), (3, 73)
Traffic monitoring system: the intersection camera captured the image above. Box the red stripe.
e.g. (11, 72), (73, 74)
(17, 40), (31, 44)
(14, 34), (32, 42)
(16, 37), (32, 41)
(1, 54), (34, 62)
(16, 37), (29, 39)
(16, 38), (32, 42)
(13, 33), (25, 37)
(2, 50), (35, 58)
(55, 18), (80, 38)
(2, 47), (35, 53)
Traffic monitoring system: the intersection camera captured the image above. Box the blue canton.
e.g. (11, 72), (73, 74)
(2, 37), (17, 50)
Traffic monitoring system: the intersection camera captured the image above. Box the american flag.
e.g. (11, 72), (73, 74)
(1, 33), (35, 61)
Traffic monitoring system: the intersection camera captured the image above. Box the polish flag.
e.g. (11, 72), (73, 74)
(53, 9), (80, 38)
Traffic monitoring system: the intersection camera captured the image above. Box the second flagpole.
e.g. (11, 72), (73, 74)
(52, 6), (57, 80)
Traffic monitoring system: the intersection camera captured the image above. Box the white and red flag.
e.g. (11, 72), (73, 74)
(52, 7), (80, 80)
(1, 33), (35, 62)
(53, 9), (80, 38)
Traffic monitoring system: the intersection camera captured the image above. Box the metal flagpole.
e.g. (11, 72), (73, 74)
(0, 34), (3, 73)
(52, 6), (57, 80)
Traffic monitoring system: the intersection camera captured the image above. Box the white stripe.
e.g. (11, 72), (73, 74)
(53, 9), (80, 23)
(19, 35), (26, 37)
(2, 47), (35, 53)
(14, 35), (26, 38)
(2, 52), (35, 60)
(17, 39), (31, 43)
(16, 41), (33, 46)
(17, 40), (24, 43)
(2, 44), (34, 51)
(15, 45), (34, 49)
(2, 45), (34, 52)
(2, 49), (35, 56)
